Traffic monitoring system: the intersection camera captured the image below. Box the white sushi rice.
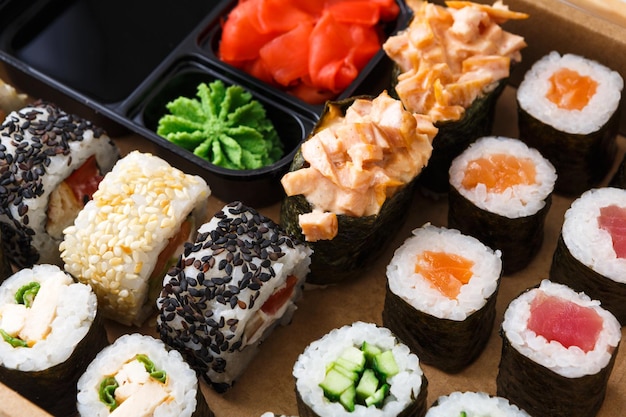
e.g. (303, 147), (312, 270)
(517, 51), (623, 135)
(425, 391), (531, 417)
(76, 333), (199, 417)
(449, 136), (557, 218)
(0, 264), (97, 372)
(293, 321), (424, 417)
(502, 279), (621, 378)
(387, 223), (502, 321)
(561, 187), (626, 283)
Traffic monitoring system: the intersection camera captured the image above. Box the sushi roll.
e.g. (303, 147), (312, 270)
(448, 136), (557, 274)
(76, 333), (214, 417)
(293, 321), (428, 417)
(549, 187), (626, 324)
(383, 224), (502, 373)
(157, 201), (312, 392)
(517, 51), (623, 196)
(425, 391), (531, 417)
(280, 91), (436, 285)
(383, 0), (528, 193)
(0, 264), (108, 417)
(60, 151), (211, 326)
(0, 101), (120, 268)
(497, 280), (621, 417)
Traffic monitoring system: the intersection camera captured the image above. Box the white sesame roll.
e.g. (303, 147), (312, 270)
(60, 151), (211, 326)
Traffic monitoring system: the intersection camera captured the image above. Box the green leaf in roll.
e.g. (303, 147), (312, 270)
(0, 329), (28, 348)
(136, 354), (167, 383)
(157, 80), (283, 170)
(14, 282), (40, 308)
(99, 376), (119, 411)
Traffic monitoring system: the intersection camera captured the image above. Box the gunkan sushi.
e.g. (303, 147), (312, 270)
(0, 264), (108, 417)
(76, 333), (214, 417)
(293, 321), (428, 417)
(550, 187), (626, 324)
(383, 224), (502, 373)
(0, 101), (120, 268)
(157, 201), (312, 392)
(60, 151), (211, 326)
(448, 136), (557, 274)
(517, 51), (623, 196)
(497, 280), (621, 417)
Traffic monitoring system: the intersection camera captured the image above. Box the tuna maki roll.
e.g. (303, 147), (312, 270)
(549, 187), (626, 324)
(497, 280), (621, 417)
(60, 151), (211, 326)
(383, 224), (502, 373)
(383, 0), (528, 193)
(425, 391), (531, 417)
(293, 321), (428, 417)
(0, 101), (119, 268)
(76, 333), (214, 417)
(448, 136), (557, 274)
(0, 264), (108, 417)
(280, 91), (436, 285)
(517, 51), (623, 196)
(157, 201), (312, 392)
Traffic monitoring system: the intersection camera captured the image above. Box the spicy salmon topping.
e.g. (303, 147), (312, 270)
(383, 0), (528, 122)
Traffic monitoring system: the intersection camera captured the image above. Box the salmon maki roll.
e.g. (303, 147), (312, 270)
(383, 224), (502, 373)
(497, 280), (621, 417)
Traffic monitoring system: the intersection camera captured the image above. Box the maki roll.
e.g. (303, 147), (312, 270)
(76, 333), (214, 417)
(280, 91), (436, 285)
(383, 0), (528, 193)
(425, 391), (531, 417)
(549, 187), (626, 324)
(0, 264), (108, 417)
(0, 101), (119, 268)
(157, 201), (312, 392)
(448, 136), (557, 274)
(383, 224), (502, 373)
(517, 51), (623, 196)
(497, 280), (621, 417)
(293, 321), (428, 417)
(60, 151), (211, 326)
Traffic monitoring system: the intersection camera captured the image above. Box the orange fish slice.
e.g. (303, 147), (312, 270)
(415, 250), (475, 299)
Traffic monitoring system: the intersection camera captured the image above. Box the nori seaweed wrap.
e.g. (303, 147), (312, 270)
(497, 280), (621, 417)
(0, 264), (109, 417)
(280, 92), (435, 285)
(609, 153), (626, 189)
(383, 224), (502, 373)
(517, 52), (623, 197)
(448, 136), (556, 275)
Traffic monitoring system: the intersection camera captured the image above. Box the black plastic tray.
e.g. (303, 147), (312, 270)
(0, 0), (411, 207)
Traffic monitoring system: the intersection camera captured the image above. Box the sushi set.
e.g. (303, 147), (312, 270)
(0, 0), (624, 416)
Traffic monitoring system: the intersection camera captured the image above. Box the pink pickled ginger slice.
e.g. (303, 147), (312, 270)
(528, 292), (603, 352)
(598, 204), (626, 258)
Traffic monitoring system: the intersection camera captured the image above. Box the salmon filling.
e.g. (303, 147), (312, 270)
(461, 153), (537, 192)
(415, 250), (475, 299)
(546, 68), (598, 111)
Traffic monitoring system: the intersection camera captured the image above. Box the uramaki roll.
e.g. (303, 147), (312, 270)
(497, 280), (621, 417)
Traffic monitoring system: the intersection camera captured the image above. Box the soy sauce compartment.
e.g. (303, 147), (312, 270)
(132, 59), (318, 207)
(199, 0), (412, 114)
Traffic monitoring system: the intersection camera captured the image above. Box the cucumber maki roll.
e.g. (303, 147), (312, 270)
(157, 201), (312, 393)
(0, 264), (108, 417)
(497, 280), (621, 417)
(280, 91), (436, 285)
(0, 101), (120, 269)
(383, 224), (502, 373)
(383, 0), (528, 194)
(517, 51), (623, 196)
(293, 321), (428, 417)
(425, 391), (531, 417)
(60, 151), (211, 326)
(549, 187), (626, 324)
(448, 136), (557, 274)
(76, 333), (214, 417)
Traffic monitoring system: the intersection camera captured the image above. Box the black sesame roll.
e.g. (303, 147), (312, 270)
(157, 201), (312, 393)
(0, 100), (119, 269)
